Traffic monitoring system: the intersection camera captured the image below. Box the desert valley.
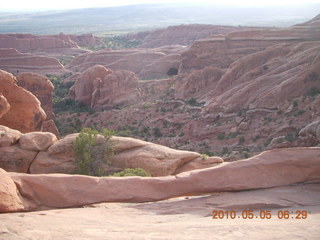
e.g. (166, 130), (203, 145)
(0, 2), (320, 239)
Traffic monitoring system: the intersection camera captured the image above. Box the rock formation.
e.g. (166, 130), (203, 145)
(125, 24), (263, 48)
(0, 168), (24, 213)
(0, 33), (100, 53)
(0, 94), (10, 118)
(0, 125), (222, 176)
(16, 72), (60, 136)
(0, 70), (46, 133)
(69, 65), (140, 109)
(16, 73), (54, 119)
(0, 48), (69, 76)
(66, 45), (185, 79)
(0, 147), (318, 212)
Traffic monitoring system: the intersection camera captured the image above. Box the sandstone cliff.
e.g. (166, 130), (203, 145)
(0, 33), (101, 53)
(0, 48), (69, 76)
(125, 24), (266, 48)
(66, 45), (185, 79)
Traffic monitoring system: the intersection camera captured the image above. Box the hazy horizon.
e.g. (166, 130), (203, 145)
(1, 0), (320, 12)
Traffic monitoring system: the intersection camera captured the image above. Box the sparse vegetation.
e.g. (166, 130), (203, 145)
(72, 127), (115, 176)
(201, 154), (209, 160)
(108, 168), (151, 177)
(185, 98), (204, 107)
(217, 134), (225, 140)
(307, 87), (320, 97)
(238, 136), (245, 144)
(153, 127), (163, 138)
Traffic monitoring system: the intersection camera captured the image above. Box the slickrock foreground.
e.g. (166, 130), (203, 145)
(1, 147), (319, 212)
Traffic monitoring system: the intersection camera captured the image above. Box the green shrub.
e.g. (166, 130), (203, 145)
(72, 127), (115, 176)
(221, 147), (229, 156)
(201, 154), (209, 160)
(153, 127), (163, 138)
(238, 136), (245, 144)
(307, 87), (320, 97)
(217, 134), (225, 140)
(109, 168), (151, 177)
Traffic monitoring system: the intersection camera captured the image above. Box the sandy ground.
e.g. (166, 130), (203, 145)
(1, 191), (320, 240)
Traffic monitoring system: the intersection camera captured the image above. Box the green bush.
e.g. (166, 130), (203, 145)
(109, 168), (151, 177)
(153, 127), (163, 138)
(217, 134), (225, 140)
(238, 136), (245, 144)
(72, 128), (115, 176)
(307, 87), (320, 97)
(201, 154), (209, 160)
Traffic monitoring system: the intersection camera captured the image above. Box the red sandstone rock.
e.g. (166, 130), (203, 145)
(0, 48), (69, 76)
(0, 33), (80, 53)
(8, 147), (320, 210)
(19, 132), (57, 151)
(125, 24), (258, 48)
(29, 134), (201, 176)
(67, 46), (185, 79)
(0, 146), (37, 173)
(0, 125), (22, 147)
(0, 168), (24, 213)
(0, 70), (46, 133)
(0, 94), (10, 118)
(70, 65), (140, 109)
(41, 120), (60, 138)
(17, 73), (55, 120)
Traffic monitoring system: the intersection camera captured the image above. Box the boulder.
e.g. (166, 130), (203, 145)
(30, 134), (77, 174)
(0, 94), (10, 118)
(0, 70), (46, 133)
(0, 146), (37, 173)
(0, 125), (22, 147)
(0, 168), (24, 213)
(8, 147), (320, 211)
(19, 132), (57, 151)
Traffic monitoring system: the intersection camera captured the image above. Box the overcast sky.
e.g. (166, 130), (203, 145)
(1, 0), (320, 11)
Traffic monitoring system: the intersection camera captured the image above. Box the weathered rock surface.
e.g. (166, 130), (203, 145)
(29, 134), (202, 176)
(7, 147), (320, 210)
(29, 133), (77, 174)
(299, 120), (320, 140)
(0, 125), (22, 147)
(0, 70), (46, 133)
(16, 73), (55, 120)
(125, 24), (260, 48)
(109, 137), (201, 176)
(174, 156), (223, 174)
(0, 146), (37, 173)
(0, 200), (319, 239)
(41, 119), (60, 138)
(0, 94), (10, 118)
(19, 132), (57, 151)
(0, 168), (24, 213)
(0, 48), (69, 76)
(69, 65), (140, 109)
(67, 45), (185, 79)
(0, 33), (94, 53)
